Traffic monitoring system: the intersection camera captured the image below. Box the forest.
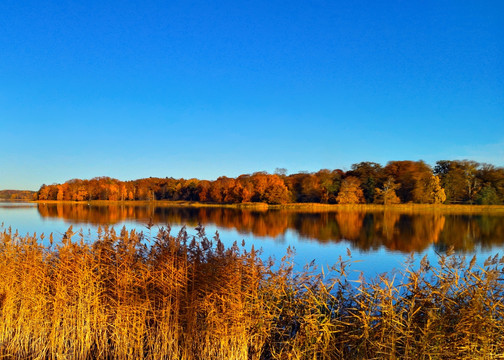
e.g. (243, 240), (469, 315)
(0, 190), (35, 200)
(35, 160), (504, 205)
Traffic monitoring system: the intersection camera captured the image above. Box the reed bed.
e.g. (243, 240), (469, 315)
(0, 226), (504, 359)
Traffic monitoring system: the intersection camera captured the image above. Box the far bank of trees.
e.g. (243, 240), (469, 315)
(0, 190), (36, 201)
(35, 160), (504, 205)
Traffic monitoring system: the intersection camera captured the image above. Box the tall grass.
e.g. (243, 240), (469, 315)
(0, 225), (504, 359)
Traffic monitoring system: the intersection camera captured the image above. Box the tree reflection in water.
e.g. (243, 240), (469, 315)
(37, 203), (504, 253)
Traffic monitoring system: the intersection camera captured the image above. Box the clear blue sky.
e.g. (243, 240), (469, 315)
(1, 0), (503, 190)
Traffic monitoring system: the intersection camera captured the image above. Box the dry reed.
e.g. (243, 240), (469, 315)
(0, 225), (503, 359)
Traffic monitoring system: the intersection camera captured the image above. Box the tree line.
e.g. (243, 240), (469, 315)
(0, 190), (36, 201)
(35, 160), (504, 205)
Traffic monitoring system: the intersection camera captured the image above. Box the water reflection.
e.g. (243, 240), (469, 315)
(36, 203), (504, 253)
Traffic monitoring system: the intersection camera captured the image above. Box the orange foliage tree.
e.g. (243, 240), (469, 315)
(384, 160), (432, 203)
(336, 177), (365, 204)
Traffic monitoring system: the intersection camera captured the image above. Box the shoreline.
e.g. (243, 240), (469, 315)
(31, 200), (504, 213)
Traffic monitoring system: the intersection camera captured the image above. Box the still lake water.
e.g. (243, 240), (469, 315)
(2, 202), (504, 278)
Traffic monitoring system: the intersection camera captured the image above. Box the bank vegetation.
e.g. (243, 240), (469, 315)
(35, 160), (504, 205)
(1, 226), (504, 359)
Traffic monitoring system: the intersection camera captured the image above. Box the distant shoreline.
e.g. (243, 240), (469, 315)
(32, 200), (504, 213)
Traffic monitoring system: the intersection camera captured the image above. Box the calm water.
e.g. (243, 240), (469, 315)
(2, 202), (504, 278)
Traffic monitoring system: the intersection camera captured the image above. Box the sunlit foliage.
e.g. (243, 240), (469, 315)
(374, 176), (401, 204)
(336, 176), (365, 204)
(34, 160), (504, 205)
(384, 160), (433, 203)
(1, 226), (504, 359)
(348, 162), (383, 203)
(428, 175), (447, 204)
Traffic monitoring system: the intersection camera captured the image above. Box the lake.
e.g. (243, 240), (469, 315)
(2, 201), (504, 278)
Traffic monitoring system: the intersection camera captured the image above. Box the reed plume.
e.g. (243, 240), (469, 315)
(0, 226), (503, 359)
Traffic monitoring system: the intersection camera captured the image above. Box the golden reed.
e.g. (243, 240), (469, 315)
(0, 225), (503, 359)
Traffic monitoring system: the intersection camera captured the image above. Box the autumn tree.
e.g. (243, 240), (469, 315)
(197, 180), (211, 202)
(315, 169), (343, 203)
(477, 163), (504, 204)
(435, 160), (481, 203)
(208, 178), (224, 203)
(249, 173), (291, 204)
(87, 178), (101, 200)
(461, 160), (481, 204)
(235, 175), (254, 202)
(37, 184), (50, 200)
(134, 178), (157, 200)
(40, 184), (58, 200)
(294, 173), (324, 202)
(56, 183), (69, 201)
(284, 173), (309, 202)
(384, 160), (432, 203)
(155, 178), (175, 200)
(426, 175), (446, 204)
(74, 187), (89, 201)
(250, 172), (269, 202)
(284, 170), (341, 203)
(348, 162), (383, 203)
(120, 184), (128, 201)
(336, 176), (365, 204)
(374, 177), (401, 204)
(179, 179), (199, 201)
(262, 174), (291, 204)
(220, 177), (238, 203)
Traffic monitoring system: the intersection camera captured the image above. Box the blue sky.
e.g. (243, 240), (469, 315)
(1, 0), (503, 190)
